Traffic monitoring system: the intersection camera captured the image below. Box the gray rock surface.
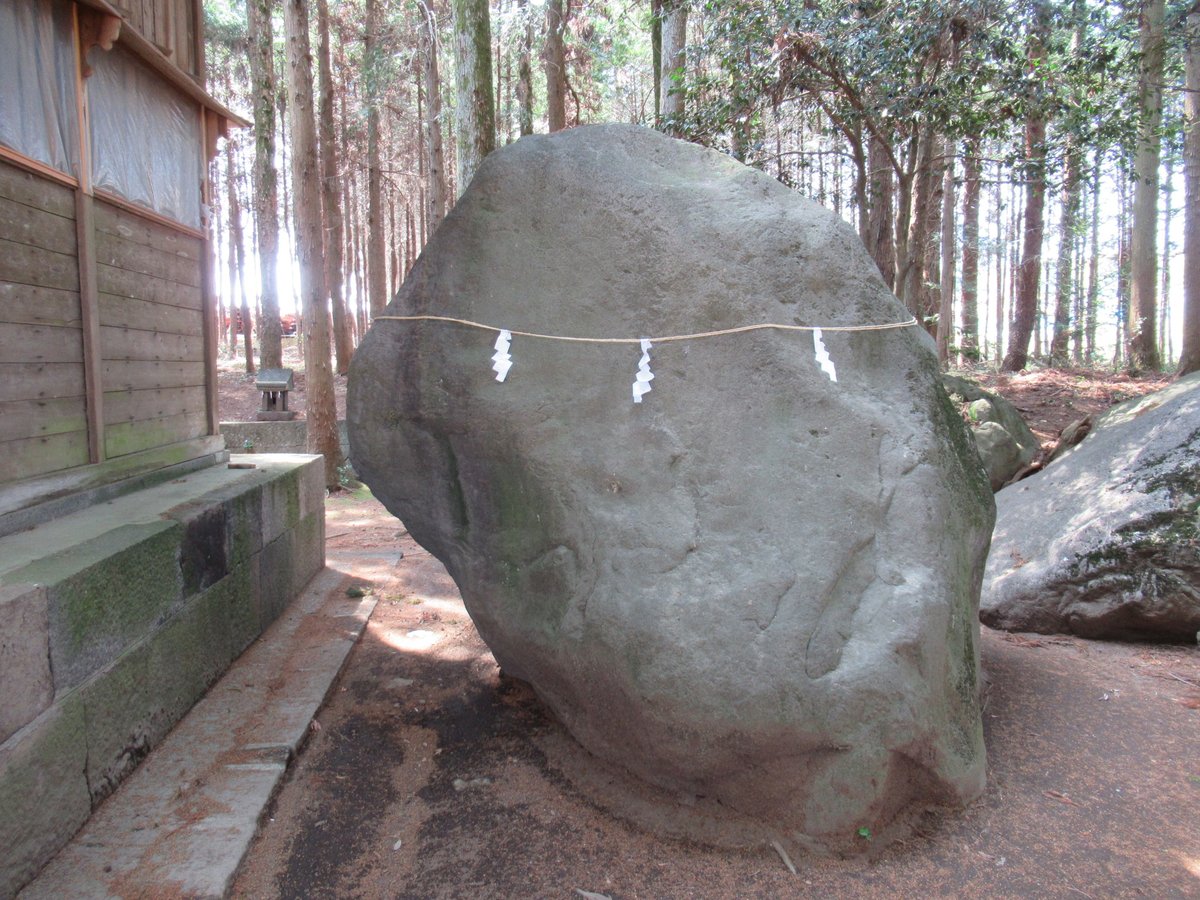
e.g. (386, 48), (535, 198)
(943, 374), (1040, 490)
(982, 374), (1200, 641)
(348, 125), (994, 849)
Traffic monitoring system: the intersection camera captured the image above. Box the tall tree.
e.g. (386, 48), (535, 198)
(651, 0), (663, 122)
(1050, 0), (1088, 364)
(1051, 143), (1083, 363)
(365, 0), (388, 318)
(866, 135), (897, 289)
(225, 137), (254, 374)
(1002, 0), (1051, 373)
(1129, 0), (1165, 371)
(246, 0), (282, 370)
(959, 138), (982, 360)
(899, 124), (944, 317)
(1182, 2), (1200, 376)
(421, 0), (448, 230)
(284, 0), (342, 489)
(317, 0), (352, 374)
(545, 0), (567, 131)
(517, 0), (534, 136)
(1086, 152), (1101, 361)
(936, 141), (955, 362)
(452, 0), (497, 190)
(660, 1), (688, 135)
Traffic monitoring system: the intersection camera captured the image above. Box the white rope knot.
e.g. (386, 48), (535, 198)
(632, 339), (654, 403)
(491, 329), (513, 381)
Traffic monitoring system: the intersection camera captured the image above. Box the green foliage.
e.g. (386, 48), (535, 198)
(205, 0), (248, 48)
(203, 0), (252, 96)
(676, 0), (1012, 161)
(670, 0), (1151, 192)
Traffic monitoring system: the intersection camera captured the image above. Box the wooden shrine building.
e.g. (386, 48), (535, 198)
(0, 3), (328, 893)
(0, 0), (242, 523)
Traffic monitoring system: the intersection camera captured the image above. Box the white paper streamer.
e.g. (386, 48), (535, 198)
(492, 329), (513, 382)
(632, 338), (654, 403)
(812, 327), (837, 383)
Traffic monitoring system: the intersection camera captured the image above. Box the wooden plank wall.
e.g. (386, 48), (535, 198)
(0, 160), (90, 483)
(110, 0), (197, 77)
(95, 199), (207, 459)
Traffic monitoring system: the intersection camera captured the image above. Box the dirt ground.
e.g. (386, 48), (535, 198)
(965, 365), (1173, 458)
(220, 358), (1198, 898)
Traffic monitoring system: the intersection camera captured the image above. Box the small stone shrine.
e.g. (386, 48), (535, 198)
(255, 368), (296, 421)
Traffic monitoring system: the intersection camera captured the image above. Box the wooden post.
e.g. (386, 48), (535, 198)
(201, 109), (222, 436)
(74, 5), (105, 464)
(192, 0), (206, 86)
(75, 193), (104, 464)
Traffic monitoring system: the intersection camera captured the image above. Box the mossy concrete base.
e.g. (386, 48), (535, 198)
(0, 454), (326, 898)
(0, 698), (90, 899)
(0, 584), (52, 744)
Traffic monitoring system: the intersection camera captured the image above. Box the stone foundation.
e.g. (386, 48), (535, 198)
(220, 420), (349, 458)
(0, 455), (325, 897)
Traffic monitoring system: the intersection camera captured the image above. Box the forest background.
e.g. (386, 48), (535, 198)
(201, 0), (1200, 483)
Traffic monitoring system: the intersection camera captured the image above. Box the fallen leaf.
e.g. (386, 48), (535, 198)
(770, 838), (798, 875)
(1043, 789), (1082, 807)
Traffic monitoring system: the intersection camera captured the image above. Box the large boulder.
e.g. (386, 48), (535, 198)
(982, 374), (1200, 641)
(348, 125), (993, 850)
(942, 374), (1040, 490)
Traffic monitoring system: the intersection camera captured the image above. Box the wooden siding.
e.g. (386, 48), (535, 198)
(94, 199), (207, 459)
(0, 160), (89, 482)
(110, 0), (198, 77)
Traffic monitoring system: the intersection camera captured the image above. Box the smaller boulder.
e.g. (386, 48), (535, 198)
(982, 374), (1200, 641)
(943, 375), (1040, 490)
(972, 422), (1026, 490)
(1047, 415), (1092, 464)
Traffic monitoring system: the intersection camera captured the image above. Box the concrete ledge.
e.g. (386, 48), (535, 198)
(0, 455), (326, 898)
(220, 420), (349, 458)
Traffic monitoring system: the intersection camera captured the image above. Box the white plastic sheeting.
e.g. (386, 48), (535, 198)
(0, 0), (80, 176)
(88, 45), (202, 228)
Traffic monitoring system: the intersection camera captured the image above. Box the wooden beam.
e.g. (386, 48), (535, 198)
(192, 0), (205, 87)
(199, 111), (220, 437)
(74, 5), (105, 464)
(77, 7), (122, 77)
(76, 191), (105, 465)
